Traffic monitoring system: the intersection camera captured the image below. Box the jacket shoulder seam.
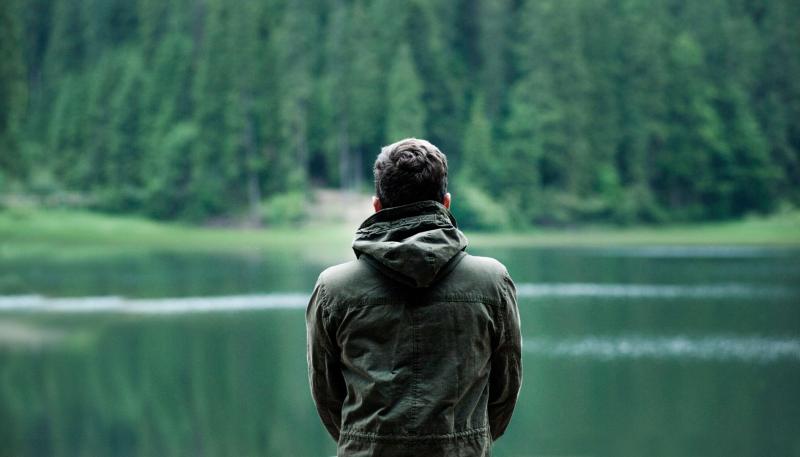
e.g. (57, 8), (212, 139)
(326, 295), (504, 313)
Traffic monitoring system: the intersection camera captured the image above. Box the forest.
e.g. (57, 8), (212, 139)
(0, 0), (799, 228)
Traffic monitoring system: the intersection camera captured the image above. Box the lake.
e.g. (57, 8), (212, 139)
(1, 244), (799, 456)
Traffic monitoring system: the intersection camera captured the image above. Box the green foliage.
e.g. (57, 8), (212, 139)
(385, 43), (426, 143)
(2, 0), (800, 226)
(450, 181), (511, 231)
(0, 0), (27, 181)
(260, 191), (308, 227)
(143, 122), (198, 219)
(460, 95), (494, 190)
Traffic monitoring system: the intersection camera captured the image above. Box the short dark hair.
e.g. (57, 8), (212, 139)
(373, 138), (448, 208)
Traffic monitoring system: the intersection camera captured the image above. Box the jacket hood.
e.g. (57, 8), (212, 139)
(352, 200), (469, 288)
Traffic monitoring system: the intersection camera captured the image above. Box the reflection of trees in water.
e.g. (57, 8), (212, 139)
(2, 247), (799, 456)
(0, 250), (317, 298)
(0, 311), (333, 456)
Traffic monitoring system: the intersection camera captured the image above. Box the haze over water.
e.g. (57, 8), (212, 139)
(1, 245), (798, 456)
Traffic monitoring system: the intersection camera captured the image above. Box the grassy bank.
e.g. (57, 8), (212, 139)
(1, 208), (798, 255)
(0, 208), (355, 254)
(469, 211), (800, 247)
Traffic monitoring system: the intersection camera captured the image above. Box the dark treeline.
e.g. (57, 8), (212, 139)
(0, 0), (799, 227)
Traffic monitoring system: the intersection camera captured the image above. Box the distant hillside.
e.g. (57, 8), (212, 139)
(1, 0), (798, 226)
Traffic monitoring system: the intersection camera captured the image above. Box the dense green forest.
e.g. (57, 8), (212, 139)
(0, 0), (799, 227)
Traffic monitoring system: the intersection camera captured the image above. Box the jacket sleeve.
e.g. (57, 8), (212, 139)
(488, 273), (522, 441)
(306, 280), (347, 442)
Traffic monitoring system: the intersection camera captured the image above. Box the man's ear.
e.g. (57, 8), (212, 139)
(372, 196), (382, 212)
(442, 192), (451, 209)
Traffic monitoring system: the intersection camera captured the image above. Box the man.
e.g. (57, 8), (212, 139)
(306, 138), (522, 457)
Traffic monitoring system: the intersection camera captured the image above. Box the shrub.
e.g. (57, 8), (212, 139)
(450, 184), (511, 231)
(261, 192), (308, 226)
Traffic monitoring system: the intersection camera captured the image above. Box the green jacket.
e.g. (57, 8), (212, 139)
(306, 200), (521, 457)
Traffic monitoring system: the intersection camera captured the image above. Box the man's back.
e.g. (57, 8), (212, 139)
(307, 200), (522, 457)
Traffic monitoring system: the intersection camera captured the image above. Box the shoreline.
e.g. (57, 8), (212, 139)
(1, 208), (798, 255)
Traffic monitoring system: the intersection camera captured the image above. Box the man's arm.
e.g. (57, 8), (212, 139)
(488, 273), (522, 440)
(306, 281), (347, 442)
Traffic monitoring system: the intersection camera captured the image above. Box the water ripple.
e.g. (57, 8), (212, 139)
(0, 281), (796, 314)
(515, 283), (795, 299)
(0, 294), (308, 314)
(591, 246), (796, 258)
(524, 335), (800, 363)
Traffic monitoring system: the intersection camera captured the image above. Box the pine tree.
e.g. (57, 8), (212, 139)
(385, 43), (426, 143)
(612, 0), (669, 222)
(47, 75), (90, 190)
(7, 0), (800, 225)
(715, 84), (777, 216)
(405, 0), (465, 155)
(499, 75), (544, 224)
(189, 0), (239, 219)
(105, 53), (145, 211)
(755, 0), (800, 204)
(477, 0), (512, 119)
(0, 0), (27, 181)
(656, 32), (725, 219)
(43, 0), (86, 78)
(460, 95), (494, 191)
(317, 1), (353, 187)
(273, 0), (317, 192)
(345, 0), (385, 188)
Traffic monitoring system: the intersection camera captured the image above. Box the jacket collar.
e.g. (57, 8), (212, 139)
(352, 200), (468, 288)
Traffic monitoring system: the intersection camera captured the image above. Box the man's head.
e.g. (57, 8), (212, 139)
(372, 138), (450, 211)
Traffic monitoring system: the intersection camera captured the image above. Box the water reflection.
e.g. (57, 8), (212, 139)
(1, 246), (799, 456)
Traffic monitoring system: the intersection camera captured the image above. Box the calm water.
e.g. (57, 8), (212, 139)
(1, 245), (799, 457)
